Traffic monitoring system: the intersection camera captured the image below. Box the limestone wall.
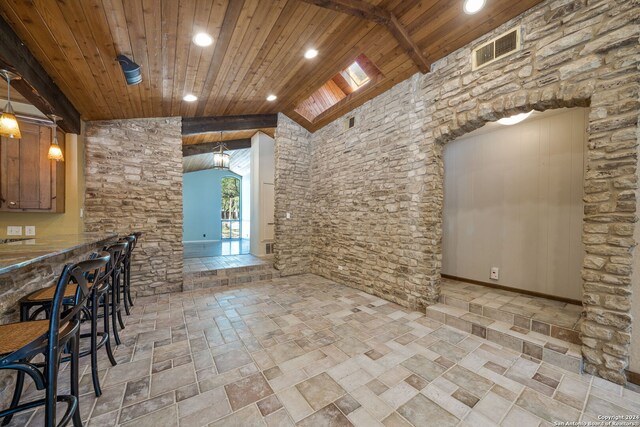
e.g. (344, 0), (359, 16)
(275, 0), (639, 383)
(84, 117), (184, 296)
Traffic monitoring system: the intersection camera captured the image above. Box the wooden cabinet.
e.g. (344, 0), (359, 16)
(0, 117), (65, 212)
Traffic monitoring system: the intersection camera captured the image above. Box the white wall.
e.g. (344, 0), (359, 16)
(241, 172), (251, 239)
(250, 132), (275, 256)
(442, 108), (586, 300)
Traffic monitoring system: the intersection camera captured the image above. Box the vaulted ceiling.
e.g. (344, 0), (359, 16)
(0, 0), (543, 132)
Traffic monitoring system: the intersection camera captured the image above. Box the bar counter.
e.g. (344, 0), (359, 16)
(0, 232), (117, 322)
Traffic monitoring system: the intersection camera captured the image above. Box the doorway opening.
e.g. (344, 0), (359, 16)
(434, 107), (587, 372)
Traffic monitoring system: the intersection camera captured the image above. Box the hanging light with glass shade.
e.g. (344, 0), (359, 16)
(212, 143), (230, 170)
(0, 70), (22, 139)
(47, 115), (64, 161)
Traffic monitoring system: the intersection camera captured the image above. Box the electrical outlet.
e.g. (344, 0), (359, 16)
(25, 226), (36, 236)
(7, 226), (22, 236)
(490, 267), (499, 280)
(286, 212), (291, 219)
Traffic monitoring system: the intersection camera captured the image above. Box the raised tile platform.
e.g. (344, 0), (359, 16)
(426, 278), (584, 373)
(183, 255), (279, 291)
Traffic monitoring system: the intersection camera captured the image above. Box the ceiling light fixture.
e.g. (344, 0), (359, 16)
(463, 0), (486, 14)
(266, 94), (277, 102)
(193, 32), (214, 47)
(0, 70), (21, 139)
(117, 55), (142, 85)
(304, 48), (318, 59)
(212, 143), (230, 170)
(47, 114), (64, 162)
(183, 94), (198, 102)
(497, 110), (533, 126)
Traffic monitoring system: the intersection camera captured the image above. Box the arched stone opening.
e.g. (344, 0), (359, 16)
(423, 86), (637, 384)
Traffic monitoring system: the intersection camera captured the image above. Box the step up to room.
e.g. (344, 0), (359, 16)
(184, 262), (280, 291)
(426, 278), (584, 373)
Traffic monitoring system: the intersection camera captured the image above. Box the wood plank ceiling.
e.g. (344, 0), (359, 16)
(0, 0), (543, 132)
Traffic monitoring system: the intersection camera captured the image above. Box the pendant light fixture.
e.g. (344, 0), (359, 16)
(212, 142), (230, 170)
(0, 70), (22, 139)
(47, 114), (64, 161)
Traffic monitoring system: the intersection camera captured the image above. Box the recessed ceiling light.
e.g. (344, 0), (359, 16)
(304, 48), (318, 59)
(193, 32), (213, 47)
(183, 94), (198, 102)
(463, 0), (485, 14)
(266, 94), (277, 102)
(498, 111), (533, 126)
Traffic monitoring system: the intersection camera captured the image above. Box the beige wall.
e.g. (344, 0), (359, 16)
(442, 108), (586, 300)
(0, 126), (85, 238)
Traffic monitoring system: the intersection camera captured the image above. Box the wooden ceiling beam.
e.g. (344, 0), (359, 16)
(182, 138), (252, 157)
(299, 0), (429, 73)
(0, 16), (81, 134)
(182, 114), (278, 135)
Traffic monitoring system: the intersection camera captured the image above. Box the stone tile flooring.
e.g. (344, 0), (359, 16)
(184, 239), (251, 259)
(11, 274), (640, 426)
(184, 254), (270, 273)
(440, 278), (582, 331)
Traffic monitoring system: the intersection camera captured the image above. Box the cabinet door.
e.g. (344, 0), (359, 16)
(0, 120), (54, 211)
(17, 122), (51, 210)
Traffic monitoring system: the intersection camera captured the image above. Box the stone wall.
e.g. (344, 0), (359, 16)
(274, 114), (314, 276)
(84, 118), (184, 296)
(275, 0), (639, 384)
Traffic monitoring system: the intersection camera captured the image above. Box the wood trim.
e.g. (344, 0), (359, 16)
(299, 0), (429, 73)
(0, 16), (80, 134)
(182, 138), (252, 157)
(182, 114), (278, 135)
(626, 370), (640, 386)
(299, 0), (390, 25)
(441, 274), (582, 306)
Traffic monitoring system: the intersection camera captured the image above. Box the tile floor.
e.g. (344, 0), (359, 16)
(184, 254), (270, 273)
(11, 274), (640, 427)
(184, 239), (251, 259)
(440, 278), (582, 331)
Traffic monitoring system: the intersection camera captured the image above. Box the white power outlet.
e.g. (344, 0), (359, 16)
(25, 226), (36, 236)
(7, 226), (22, 236)
(286, 212), (291, 219)
(490, 267), (500, 280)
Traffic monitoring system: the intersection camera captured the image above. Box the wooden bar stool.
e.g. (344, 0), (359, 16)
(123, 232), (143, 312)
(104, 241), (128, 346)
(18, 245), (122, 397)
(0, 252), (110, 427)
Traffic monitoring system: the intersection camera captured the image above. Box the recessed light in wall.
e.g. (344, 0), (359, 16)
(183, 94), (198, 102)
(463, 0), (485, 14)
(193, 32), (213, 47)
(498, 110), (533, 126)
(266, 94), (277, 102)
(304, 48), (318, 59)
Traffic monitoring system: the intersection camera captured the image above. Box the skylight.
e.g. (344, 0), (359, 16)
(341, 61), (370, 90)
(294, 54), (382, 123)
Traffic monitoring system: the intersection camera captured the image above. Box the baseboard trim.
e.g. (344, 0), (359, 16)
(627, 370), (640, 386)
(441, 274), (582, 306)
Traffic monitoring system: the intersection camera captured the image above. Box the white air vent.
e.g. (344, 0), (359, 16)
(472, 27), (521, 70)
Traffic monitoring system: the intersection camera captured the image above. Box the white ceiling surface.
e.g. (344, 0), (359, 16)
(182, 147), (251, 175)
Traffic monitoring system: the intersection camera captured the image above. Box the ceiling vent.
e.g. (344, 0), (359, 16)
(472, 27), (521, 70)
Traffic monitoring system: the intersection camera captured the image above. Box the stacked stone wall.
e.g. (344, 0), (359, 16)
(84, 117), (184, 296)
